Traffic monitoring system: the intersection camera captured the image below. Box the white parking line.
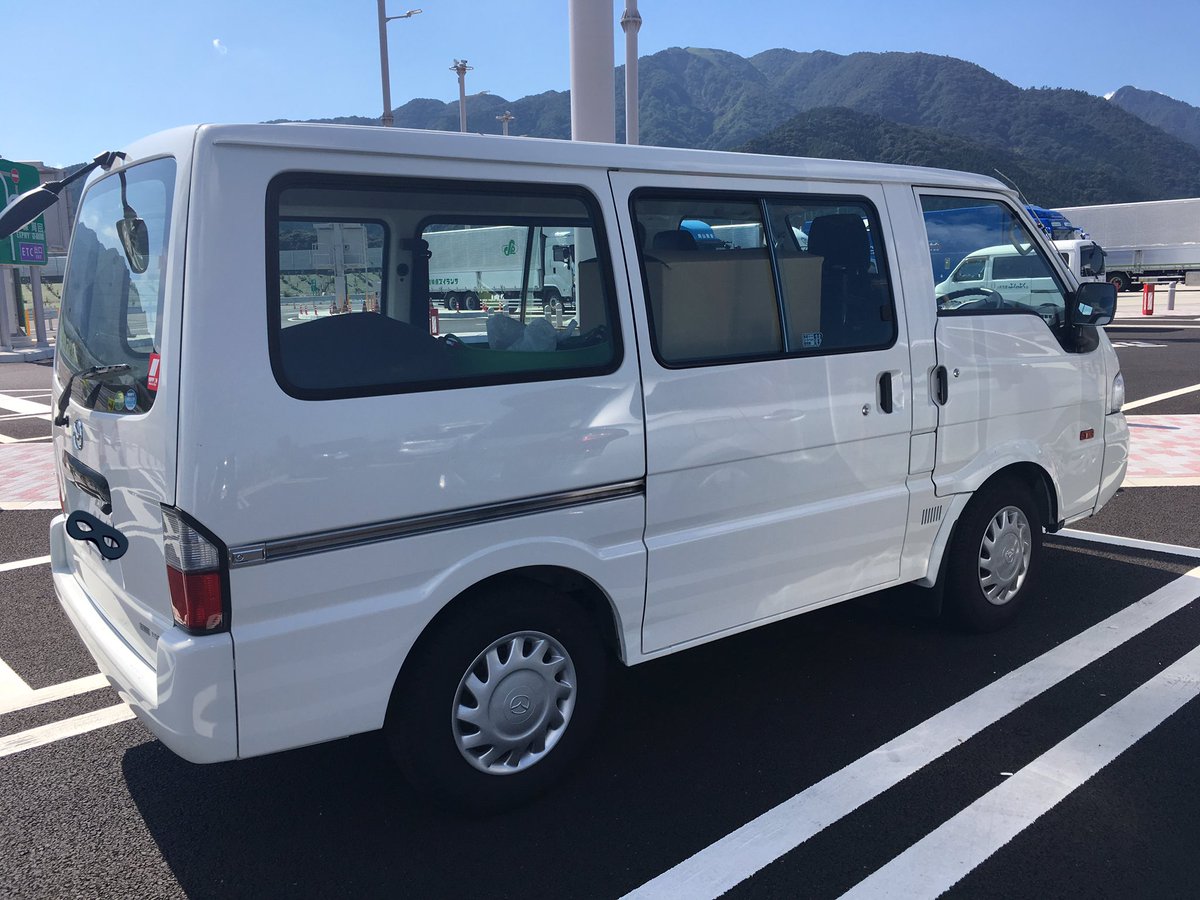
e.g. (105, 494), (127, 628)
(0, 673), (111, 717)
(0, 658), (31, 702)
(0, 393), (52, 416)
(0, 555), (52, 573)
(840, 642), (1200, 899)
(0, 704), (135, 758)
(623, 565), (1200, 900)
(1057, 529), (1200, 560)
(1122, 382), (1200, 412)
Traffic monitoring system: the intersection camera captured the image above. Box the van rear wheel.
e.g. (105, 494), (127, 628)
(944, 478), (1042, 632)
(385, 581), (606, 812)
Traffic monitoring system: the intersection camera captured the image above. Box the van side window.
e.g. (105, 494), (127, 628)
(631, 192), (897, 364)
(921, 196), (1068, 332)
(765, 200), (896, 353)
(632, 196), (780, 364)
(268, 176), (619, 399)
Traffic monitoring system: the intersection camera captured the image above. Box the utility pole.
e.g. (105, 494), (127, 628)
(621, 1), (642, 145)
(496, 111), (516, 136)
(376, 5), (422, 128)
(451, 59), (473, 133)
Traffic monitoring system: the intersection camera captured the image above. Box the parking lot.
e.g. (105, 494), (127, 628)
(2, 295), (1199, 898)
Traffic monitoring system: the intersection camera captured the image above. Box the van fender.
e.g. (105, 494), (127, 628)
(918, 455), (1060, 590)
(933, 440), (1064, 520)
(400, 530), (643, 670)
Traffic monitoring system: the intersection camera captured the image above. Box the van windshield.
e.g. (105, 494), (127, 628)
(56, 158), (175, 414)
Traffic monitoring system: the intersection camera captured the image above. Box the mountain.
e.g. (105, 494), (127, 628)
(740, 107), (1099, 206)
(275, 47), (1200, 205)
(1107, 85), (1200, 152)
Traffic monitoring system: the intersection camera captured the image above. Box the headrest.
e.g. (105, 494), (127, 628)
(652, 230), (699, 252)
(806, 214), (870, 272)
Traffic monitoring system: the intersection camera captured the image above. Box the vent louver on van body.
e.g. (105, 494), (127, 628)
(920, 505), (944, 526)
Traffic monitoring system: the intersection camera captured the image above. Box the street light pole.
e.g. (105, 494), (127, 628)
(496, 111), (515, 136)
(451, 59), (473, 133)
(621, 1), (642, 145)
(377, 4), (422, 128)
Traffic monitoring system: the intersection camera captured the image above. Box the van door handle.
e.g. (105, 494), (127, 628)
(933, 366), (949, 406)
(878, 372), (894, 414)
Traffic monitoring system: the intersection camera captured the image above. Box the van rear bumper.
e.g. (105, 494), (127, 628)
(49, 515), (238, 764)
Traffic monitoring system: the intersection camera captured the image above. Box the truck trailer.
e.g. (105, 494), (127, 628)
(424, 224), (577, 312)
(1058, 198), (1200, 291)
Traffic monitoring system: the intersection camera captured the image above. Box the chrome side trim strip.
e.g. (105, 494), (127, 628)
(227, 479), (645, 569)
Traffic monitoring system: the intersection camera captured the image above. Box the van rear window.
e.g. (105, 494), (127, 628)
(56, 158), (175, 414)
(267, 176), (619, 400)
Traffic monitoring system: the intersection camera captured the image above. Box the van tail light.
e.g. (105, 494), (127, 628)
(161, 506), (229, 634)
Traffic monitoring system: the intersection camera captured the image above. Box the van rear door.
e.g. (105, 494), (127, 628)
(53, 156), (183, 665)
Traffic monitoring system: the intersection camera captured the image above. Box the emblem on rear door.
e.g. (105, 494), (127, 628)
(72, 419), (84, 451)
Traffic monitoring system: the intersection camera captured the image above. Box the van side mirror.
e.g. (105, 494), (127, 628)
(1070, 281), (1117, 327)
(116, 215), (150, 274)
(0, 187), (59, 239)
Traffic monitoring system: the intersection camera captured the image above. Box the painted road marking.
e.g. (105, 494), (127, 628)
(0, 704), (135, 759)
(1110, 322), (1200, 329)
(0, 555), (52, 573)
(0, 657), (30, 703)
(1058, 529), (1200, 560)
(623, 565), (1200, 900)
(0, 674), (111, 718)
(839, 643), (1200, 899)
(0, 393), (52, 417)
(1123, 382), (1200, 412)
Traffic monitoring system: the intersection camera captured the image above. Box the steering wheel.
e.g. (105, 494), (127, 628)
(939, 287), (1003, 310)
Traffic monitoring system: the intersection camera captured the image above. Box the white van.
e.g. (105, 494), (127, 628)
(25, 125), (1126, 811)
(934, 239), (1107, 321)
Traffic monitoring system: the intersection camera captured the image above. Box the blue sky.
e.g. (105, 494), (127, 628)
(7, 0), (1200, 167)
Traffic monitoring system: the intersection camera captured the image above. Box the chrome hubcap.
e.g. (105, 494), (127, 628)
(452, 631), (576, 775)
(978, 505), (1032, 605)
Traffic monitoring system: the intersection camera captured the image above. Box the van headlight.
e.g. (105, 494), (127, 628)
(1111, 372), (1125, 413)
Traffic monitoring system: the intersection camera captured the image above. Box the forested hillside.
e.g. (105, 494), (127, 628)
(275, 47), (1200, 205)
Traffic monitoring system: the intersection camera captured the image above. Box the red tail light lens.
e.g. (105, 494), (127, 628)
(161, 507), (228, 633)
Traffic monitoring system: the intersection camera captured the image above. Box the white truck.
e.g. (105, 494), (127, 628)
(424, 224), (576, 312)
(1059, 197), (1200, 291)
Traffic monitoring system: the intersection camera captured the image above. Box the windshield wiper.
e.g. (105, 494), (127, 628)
(54, 364), (132, 427)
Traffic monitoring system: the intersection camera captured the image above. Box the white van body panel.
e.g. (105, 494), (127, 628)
(930, 313), (1107, 515)
(48, 124), (1126, 768)
(230, 499), (646, 756)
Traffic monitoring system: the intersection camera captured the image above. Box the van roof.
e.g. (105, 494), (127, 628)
(127, 123), (1011, 193)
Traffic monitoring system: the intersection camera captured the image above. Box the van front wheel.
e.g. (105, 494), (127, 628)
(385, 582), (606, 811)
(945, 479), (1042, 632)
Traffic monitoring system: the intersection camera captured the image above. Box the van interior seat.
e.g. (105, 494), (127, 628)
(651, 229), (699, 252)
(806, 213), (876, 345)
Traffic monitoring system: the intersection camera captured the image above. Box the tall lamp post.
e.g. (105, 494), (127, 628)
(621, 1), (642, 145)
(377, 4), (422, 128)
(451, 59), (473, 133)
(496, 111), (515, 136)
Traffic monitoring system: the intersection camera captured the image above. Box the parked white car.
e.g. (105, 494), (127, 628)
(17, 125), (1125, 811)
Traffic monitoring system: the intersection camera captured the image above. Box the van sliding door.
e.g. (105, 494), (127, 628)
(610, 172), (914, 654)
